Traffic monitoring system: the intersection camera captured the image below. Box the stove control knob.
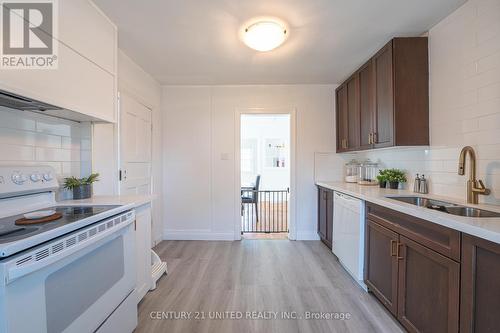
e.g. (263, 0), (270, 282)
(12, 173), (28, 185)
(30, 173), (42, 182)
(43, 173), (53, 181)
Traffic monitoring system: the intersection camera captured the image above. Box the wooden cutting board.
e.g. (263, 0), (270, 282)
(15, 213), (63, 225)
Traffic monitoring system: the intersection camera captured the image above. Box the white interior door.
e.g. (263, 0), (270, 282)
(119, 93), (153, 195)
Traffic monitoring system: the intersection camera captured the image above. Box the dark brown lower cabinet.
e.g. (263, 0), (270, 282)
(365, 220), (399, 315)
(365, 203), (461, 333)
(317, 187), (333, 249)
(461, 234), (500, 333)
(397, 236), (459, 333)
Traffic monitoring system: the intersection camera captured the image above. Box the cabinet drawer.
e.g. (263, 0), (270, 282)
(366, 203), (460, 261)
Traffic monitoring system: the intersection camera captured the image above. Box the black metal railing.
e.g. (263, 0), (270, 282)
(241, 189), (289, 233)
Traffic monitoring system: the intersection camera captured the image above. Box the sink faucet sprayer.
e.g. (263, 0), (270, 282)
(458, 146), (490, 204)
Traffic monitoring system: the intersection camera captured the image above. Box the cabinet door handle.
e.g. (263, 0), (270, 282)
(397, 242), (404, 260)
(390, 240), (397, 256)
(368, 133), (373, 144)
(373, 132), (378, 144)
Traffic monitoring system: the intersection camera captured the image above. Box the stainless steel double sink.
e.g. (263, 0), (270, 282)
(388, 196), (500, 218)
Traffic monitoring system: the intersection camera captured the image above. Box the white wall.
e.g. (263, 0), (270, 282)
(162, 85), (341, 240)
(331, 0), (500, 205)
(0, 107), (91, 200)
(93, 49), (164, 244)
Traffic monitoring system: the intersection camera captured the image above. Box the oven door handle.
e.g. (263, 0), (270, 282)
(6, 219), (134, 284)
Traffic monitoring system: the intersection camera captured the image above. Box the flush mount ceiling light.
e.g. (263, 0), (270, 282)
(242, 19), (288, 52)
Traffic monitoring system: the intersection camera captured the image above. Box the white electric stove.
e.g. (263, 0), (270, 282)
(0, 166), (138, 333)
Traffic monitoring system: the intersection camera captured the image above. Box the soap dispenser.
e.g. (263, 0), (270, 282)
(413, 174), (421, 193)
(420, 175), (428, 194)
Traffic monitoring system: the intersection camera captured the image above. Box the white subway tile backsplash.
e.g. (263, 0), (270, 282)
(61, 137), (80, 150)
(0, 108), (92, 180)
(0, 144), (34, 161)
(36, 120), (80, 138)
(35, 147), (74, 162)
(0, 108), (36, 131)
(81, 138), (91, 150)
(478, 82), (500, 101)
(477, 51), (500, 73)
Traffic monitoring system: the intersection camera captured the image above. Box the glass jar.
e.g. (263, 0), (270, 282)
(358, 159), (379, 185)
(344, 160), (360, 183)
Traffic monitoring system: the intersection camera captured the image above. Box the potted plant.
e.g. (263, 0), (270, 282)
(385, 169), (407, 189)
(376, 170), (388, 188)
(63, 173), (100, 199)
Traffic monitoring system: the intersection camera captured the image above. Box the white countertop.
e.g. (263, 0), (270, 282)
(60, 194), (155, 209)
(316, 181), (500, 245)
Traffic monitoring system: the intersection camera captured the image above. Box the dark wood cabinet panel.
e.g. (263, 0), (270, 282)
(317, 187), (333, 249)
(318, 188), (327, 241)
(365, 204), (462, 332)
(461, 234), (500, 333)
(393, 37), (430, 146)
(335, 37), (429, 152)
(365, 220), (399, 315)
(366, 203), (461, 261)
(346, 75), (359, 150)
(397, 236), (460, 333)
(373, 42), (394, 148)
(358, 61), (375, 150)
(336, 85), (349, 153)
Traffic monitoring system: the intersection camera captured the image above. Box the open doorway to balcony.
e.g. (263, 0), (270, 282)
(240, 113), (291, 240)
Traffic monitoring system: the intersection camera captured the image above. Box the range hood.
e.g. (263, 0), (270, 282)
(0, 89), (106, 123)
(0, 89), (62, 112)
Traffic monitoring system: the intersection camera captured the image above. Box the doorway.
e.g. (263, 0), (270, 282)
(237, 111), (295, 240)
(119, 92), (153, 195)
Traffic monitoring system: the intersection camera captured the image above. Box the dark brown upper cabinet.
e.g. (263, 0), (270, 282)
(335, 37), (429, 153)
(336, 74), (360, 152)
(358, 60), (375, 150)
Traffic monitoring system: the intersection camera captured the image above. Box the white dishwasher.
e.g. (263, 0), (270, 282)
(332, 191), (367, 290)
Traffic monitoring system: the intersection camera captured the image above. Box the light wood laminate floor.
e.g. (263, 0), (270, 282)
(136, 240), (404, 333)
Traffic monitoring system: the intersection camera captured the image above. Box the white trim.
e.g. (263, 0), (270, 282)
(296, 231), (321, 241)
(233, 107), (298, 241)
(163, 230), (234, 241)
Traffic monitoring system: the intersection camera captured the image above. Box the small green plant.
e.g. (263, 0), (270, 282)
(63, 173), (100, 190)
(376, 169), (388, 183)
(384, 169), (407, 183)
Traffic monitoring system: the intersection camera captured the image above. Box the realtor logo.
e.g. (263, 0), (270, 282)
(1, 0), (58, 69)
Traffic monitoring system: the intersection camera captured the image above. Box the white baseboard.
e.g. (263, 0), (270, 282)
(163, 229), (235, 241)
(296, 231), (320, 240)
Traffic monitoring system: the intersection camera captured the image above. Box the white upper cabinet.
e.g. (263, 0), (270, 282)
(59, 0), (117, 75)
(0, 41), (115, 122)
(0, 0), (117, 123)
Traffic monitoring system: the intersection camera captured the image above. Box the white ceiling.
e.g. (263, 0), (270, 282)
(94, 0), (466, 85)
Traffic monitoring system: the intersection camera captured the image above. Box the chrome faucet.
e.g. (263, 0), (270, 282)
(458, 146), (490, 204)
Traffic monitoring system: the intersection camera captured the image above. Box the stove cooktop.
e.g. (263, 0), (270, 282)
(0, 205), (120, 245)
